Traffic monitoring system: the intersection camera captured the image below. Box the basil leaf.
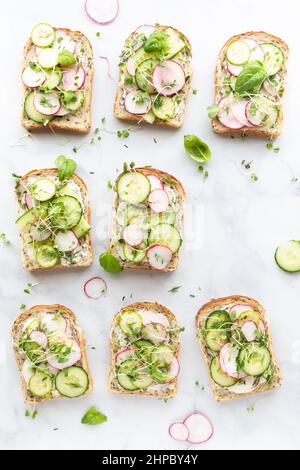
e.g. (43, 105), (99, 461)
(99, 251), (123, 273)
(184, 134), (211, 163)
(57, 50), (76, 66)
(235, 60), (267, 95)
(55, 155), (77, 181)
(207, 104), (219, 119)
(144, 31), (168, 54)
(81, 407), (107, 426)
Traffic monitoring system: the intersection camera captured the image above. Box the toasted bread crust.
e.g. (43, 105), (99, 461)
(12, 304), (93, 405)
(21, 28), (94, 133)
(114, 25), (192, 128)
(108, 301), (179, 398)
(195, 295), (282, 402)
(108, 167), (185, 272)
(16, 168), (93, 271)
(211, 31), (289, 138)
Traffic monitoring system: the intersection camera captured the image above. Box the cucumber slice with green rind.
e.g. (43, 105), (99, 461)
(275, 240), (300, 272)
(29, 371), (52, 397)
(117, 172), (151, 205)
(31, 23), (55, 48)
(226, 40), (250, 65)
(205, 330), (228, 352)
(205, 311), (231, 330)
(152, 96), (175, 120)
(55, 366), (89, 398)
(238, 310), (260, 326)
(261, 43), (284, 76)
(148, 223), (181, 254)
(151, 344), (174, 367)
(119, 311), (143, 336)
(39, 68), (62, 91)
(24, 91), (52, 125)
(238, 343), (271, 376)
(38, 48), (59, 69)
(16, 208), (35, 231)
(72, 216), (91, 239)
(36, 245), (59, 268)
(123, 242), (146, 262)
(164, 27), (185, 59)
(117, 371), (138, 390)
(143, 110), (156, 124)
(135, 58), (157, 93)
(132, 371), (153, 389)
(29, 178), (56, 202)
(48, 195), (82, 230)
(61, 91), (85, 112)
(210, 356), (237, 387)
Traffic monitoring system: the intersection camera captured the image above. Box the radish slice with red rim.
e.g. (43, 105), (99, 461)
(142, 322), (167, 344)
(152, 60), (185, 96)
(34, 92), (60, 115)
(54, 230), (78, 252)
(126, 58), (136, 76)
(162, 357), (180, 383)
(62, 66), (86, 91)
(125, 90), (152, 115)
(114, 347), (137, 364)
(244, 39), (264, 61)
(229, 303), (253, 319)
(23, 192), (33, 209)
(22, 65), (46, 88)
(123, 223), (144, 246)
(226, 61), (243, 76)
(84, 277), (107, 299)
(147, 244), (173, 270)
(231, 99), (252, 127)
(134, 25), (156, 38)
(148, 175), (164, 191)
(183, 413), (213, 444)
(245, 101), (263, 127)
(99, 56), (118, 83)
(22, 359), (35, 384)
(220, 343), (247, 379)
(48, 337), (81, 369)
(85, 0), (119, 24)
(41, 313), (67, 335)
(229, 375), (259, 394)
(29, 222), (51, 242)
(30, 330), (48, 349)
(53, 30), (76, 53)
(169, 422), (189, 441)
(241, 320), (257, 341)
(148, 189), (169, 213)
(55, 105), (70, 116)
(218, 97), (244, 130)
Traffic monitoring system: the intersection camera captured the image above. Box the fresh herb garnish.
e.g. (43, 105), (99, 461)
(107, 180), (113, 190)
(168, 286), (182, 294)
(184, 134), (211, 163)
(117, 129), (130, 138)
(235, 60), (267, 95)
(207, 104), (219, 119)
(81, 406), (107, 425)
(20, 304), (26, 310)
(23, 282), (38, 294)
(250, 173), (259, 182)
(55, 155), (77, 181)
(144, 30), (168, 54)
(99, 252), (123, 274)
(0, 233), (10, 246)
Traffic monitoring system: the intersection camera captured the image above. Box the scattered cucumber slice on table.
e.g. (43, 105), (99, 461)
(117, 172), (151, 205)
(36, 245), (59, 268)
(30, 178), (56, 201)
(48, 196), (82, 230)
(226, 40), (250, 65)
(275, 240), (300, 272)
(210, 356), (237, 387)
(29, 371), (52, 397)
(135, 59), (157, 93)
(31, 23), (55, 48)
(24, 91), (51, 124)
(152, 96), (176, 120)
(119, 311), (143, 335)
(261, 43), (284, 75)
(56, 366), (89, 398)
(238, 343), (271, 376)
(148, 223), (181, 254)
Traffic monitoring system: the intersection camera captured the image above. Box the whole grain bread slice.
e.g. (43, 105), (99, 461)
(211, 31), (289, 138)
(12, 304), (93, 405)
(108, 301), (179, 398)
(15, 168), (93, 271)
(108, 167), (185, 272)
(21, 28), (94, 133)
(195, 295), (282, 402)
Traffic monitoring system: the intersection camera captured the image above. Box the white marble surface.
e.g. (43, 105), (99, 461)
(0, 0), (300, 451)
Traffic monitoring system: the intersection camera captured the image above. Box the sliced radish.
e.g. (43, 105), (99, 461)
(148, 189), (169, 213)
(139, 310), (170, 328)
(55, 105), (70, 116)
(22, 65), (46, 88)
(241, 320), (257, 342)
(34, 92), (60, 115)
(114, 347), (137, 364)
(99, 56), (118, 83)
(23, 192), (33, 209)
(229, 303), (253, 319)
(85, 0), (119, 24)
(62, 66), (86, 91)
(226, 61), (243, 76)
(244, 39), (264, 61)
(148, 175), (164, 191)
(147, 244), (173, 270)
(54, 230), (78, 252)
(30, 330), (48, 349)
(41, 312), (67, 336)
(84, 277), (107, 299)
(245, 101), (263, 127)
(169, 422), (189, 442)
(183, 413), (213, 445)
(134, 25), (156, 38)
(126, 57), (136, 76)
(152, 60), (185, 96)
(231, 99), (252, 127)
(142, 322), (167, 344)
(218, 97), (244, 130)
(47, 337), (81, 369)
(124, 90), (152, 115)
(123, 223), (144, 247)
(229, 375), (259, 394)
(220, 343), (247, 379)
(29, 222), (51, 242)
(53, 30), (76, 54)
(22, 359), (35, 384)
(259, 320), (267, 334)
(162, 357), (180, 383)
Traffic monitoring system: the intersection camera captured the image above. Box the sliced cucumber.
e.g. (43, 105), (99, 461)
(148, 223), (181, 254)
(143, 110), (156, 124)
(29, 371), (52, 397)
(117, 371), (138, 390)
(152, 96), (175, 120)
(57, 182), (79, 198)
(61, 91), (85, 112)
(135, 58), (157, 93)
(118, 358), (139, 375)
(275, 240), (300, 272)
(117, 172), (151, 205)
(24, 91), (51, 125)
(36, 245), (59, 268)
(31, 23), (55, 48)
(205, 311), (231, 330)
(38, 48), (59, 69)
(238, 310), (260, 326)
(205, 330), (228, 352)
(117, 203), (148, 226)
(23, 340), (45, 363)
(131, 48), (158, 69)
(48, 195), (82, 230)
(210, 356), (237, 387)
(150, 365), (173, 383)
(56, 366), (89, 398)
(261, 43), (284, 76)
(29, 178), (56, 202)
(119, 311), (143, 336)
(226, 40), (250, 65)
(133, 339), (154, 361)
(25, 318), (40, 335)
(123, 242), (146, 262)
(149, 207), (176, 226)
(16, 208), (35, 231)
(132, 371), (153, 389)
(164, 28), (185, 59)
(249, 96), (279, 129)
(40, 68), (62, 91)
(73, 216), (91, 239)
(238, 343), (271, 377)
(151, 344), (174, 368)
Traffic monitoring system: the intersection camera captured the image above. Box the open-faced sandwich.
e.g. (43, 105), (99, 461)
(210, 32), (288, 137)
(114, 24), (192, 128)
(108, 302), (180, 398)
(14, 163), (92, 271)
(195, 295), (281, 402)
(21, 23), (94, 133)
(12, 305), (92, 404)
(108, 167), (185, 272)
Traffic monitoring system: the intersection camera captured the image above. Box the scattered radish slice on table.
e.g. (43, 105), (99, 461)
(85, 0), (119, 24)
(169, 422), (190, 441)
(147, 244), (173, 270)
(48, 338), (81, 369)
(148, 175), (164, 191)
(62, 66), (86, 91)
(148, 189), (169, 213)
(30, 330), (48, 349)
(84, 277), (107, 299)
(114, 348), (137, 364)
(34, 92), (60, 115)
(241, 320), (257, 341)
(123, 223), (144, 246)
(54, 230), (78, 252)
(22, 65), (46, 88)
(152, 60), (185, 96)
(183, 413), (213, 444)
(99, 56), (117, 83)
(125, 90), (152, 115)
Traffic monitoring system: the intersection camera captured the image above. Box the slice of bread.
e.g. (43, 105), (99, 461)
(108, 167), (185, 272)
(15, 168), (93, 271)
(211, 31), (289, 138)
(195, 295), (282, 402)
(114, 25), (192, 128)
(108, 302), (180, 398)
(21, 28), (94, 133)
(12, 304), (93, 405)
